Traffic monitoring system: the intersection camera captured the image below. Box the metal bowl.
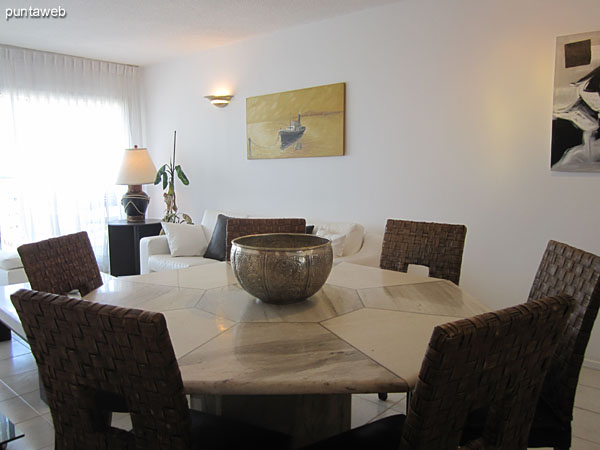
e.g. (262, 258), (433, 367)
(230, 233), (333, 304)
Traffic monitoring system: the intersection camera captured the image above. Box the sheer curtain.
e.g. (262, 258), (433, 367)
(0, 45), (144, 272)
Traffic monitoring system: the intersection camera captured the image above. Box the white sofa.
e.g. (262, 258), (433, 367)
(140, 209), (383, 274)
(0, 251), (27, 286)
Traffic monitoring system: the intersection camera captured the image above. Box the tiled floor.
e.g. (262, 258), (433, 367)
(1, 332), (599, 449)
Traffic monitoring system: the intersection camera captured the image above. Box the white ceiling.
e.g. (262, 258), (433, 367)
(0, 0), (401, 65)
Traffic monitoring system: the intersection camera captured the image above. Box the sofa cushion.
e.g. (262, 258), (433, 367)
(314, 230), (346, 257)
(204, 214), (230, 261)
(313, 223), (365, 256)
(161, 222), (208, 257)
(0, 251), (23, 271)
(148, 254), (218, 272)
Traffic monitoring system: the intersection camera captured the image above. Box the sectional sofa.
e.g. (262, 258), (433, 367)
(140, 209), (383, 274)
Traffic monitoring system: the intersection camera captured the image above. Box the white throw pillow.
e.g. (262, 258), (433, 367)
(315, 229), (346, 257)
(161, 222), (208, 257)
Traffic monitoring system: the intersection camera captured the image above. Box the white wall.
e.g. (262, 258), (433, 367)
(142, 0), (600, 365)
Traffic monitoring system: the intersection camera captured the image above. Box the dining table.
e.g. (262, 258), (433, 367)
(0, 261), (488, 448)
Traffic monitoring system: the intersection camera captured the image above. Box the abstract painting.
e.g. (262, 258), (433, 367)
(551, 31), (600, 172)
(246, 83), (345, 159)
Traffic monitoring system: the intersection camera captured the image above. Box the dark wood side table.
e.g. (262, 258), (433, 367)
(108, 219), (162, 276)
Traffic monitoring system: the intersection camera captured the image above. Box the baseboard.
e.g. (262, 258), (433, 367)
(584, 358), (600, 370)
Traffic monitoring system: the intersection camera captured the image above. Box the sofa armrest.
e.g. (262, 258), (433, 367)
(140, 235), (170, 274)
(336, 232), (383, 267)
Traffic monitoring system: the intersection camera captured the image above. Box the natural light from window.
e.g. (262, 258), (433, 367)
(0, 92), (127, 269)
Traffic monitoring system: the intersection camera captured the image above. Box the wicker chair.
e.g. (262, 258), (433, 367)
(17, 231), (103, 296)
(225, 218), (306, 261)
(10, 289), (292, 450)
(526, 240), (600, 449)
(461, 240), (600, 450)
(380, 219), (467, 285)
(300, 295), (574, 450)
(378, 219), (467, 401)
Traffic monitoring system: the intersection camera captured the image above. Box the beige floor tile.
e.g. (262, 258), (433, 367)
(389, 396), (407, 414)
(0, 396), (40, 424)
(369, 406), (404, 423)
(573, 407), (600, 444)
(580, 367), (600, 390)
(351, 395), (393, 428)
(111, 412), (132, 430)
(14, 336), (28, 348)
(356, 392), (406, 405)
(0, 338), (30, 361)
(21, 390), (50, 416)
(2, 369), (40, 397)
(6, 415), (54, 450)
(575, 384), (600, 414)
(0, 380), (18, 402)
(0, 353), (37, 379)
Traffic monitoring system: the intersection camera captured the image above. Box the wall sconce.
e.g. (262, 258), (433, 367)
(205, 94), (233, 108)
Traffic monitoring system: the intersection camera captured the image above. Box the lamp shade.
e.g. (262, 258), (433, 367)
(116, 147), (157, 185)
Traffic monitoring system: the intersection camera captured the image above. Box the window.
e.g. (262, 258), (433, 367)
(0, 46), (143, 271)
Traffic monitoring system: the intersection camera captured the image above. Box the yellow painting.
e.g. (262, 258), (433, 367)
(246, 83), (345, 159)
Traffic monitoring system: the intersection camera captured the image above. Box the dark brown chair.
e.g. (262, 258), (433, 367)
(378, 219), (467, 401)
(10, 289), (291, 450)
(526, 240), (600, 449)
(461, 240), (600, 449)
(380, 219), (467, 285)
(225, 218), (306, 261)
(17, 231), (103, 296)
(300, 295), (574, 450)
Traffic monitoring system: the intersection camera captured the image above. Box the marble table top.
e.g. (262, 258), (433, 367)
(0, 262), (488, 396)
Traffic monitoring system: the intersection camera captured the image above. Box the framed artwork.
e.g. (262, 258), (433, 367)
(551, 31), (600, 172)
(246, 82), (345, 159)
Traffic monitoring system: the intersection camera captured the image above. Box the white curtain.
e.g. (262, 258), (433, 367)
(0, 45), (144, 272)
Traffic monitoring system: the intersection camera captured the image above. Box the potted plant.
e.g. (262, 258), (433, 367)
(154, 131), (193, 224)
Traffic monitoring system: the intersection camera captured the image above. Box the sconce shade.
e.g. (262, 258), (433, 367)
(116, 147), (157, 185)
(205, 95), (233, 108)
(116, 146), (157, 222)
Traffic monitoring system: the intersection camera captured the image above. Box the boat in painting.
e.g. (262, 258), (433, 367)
(279, 114), (306, 150)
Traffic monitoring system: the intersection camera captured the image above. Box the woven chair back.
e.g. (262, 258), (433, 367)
(527, 240), (600, 422)
(17, 231), (103, 296)
(225, 218), (306, 261)
(380, 219), (467, 284)
(399, 295), (574, 450)
(11, 289), (191, 450)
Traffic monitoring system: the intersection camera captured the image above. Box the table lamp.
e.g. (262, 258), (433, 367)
(116, 146), (157, 222)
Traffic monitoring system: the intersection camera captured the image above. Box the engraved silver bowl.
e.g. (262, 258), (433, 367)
(230, 233), (333, 304)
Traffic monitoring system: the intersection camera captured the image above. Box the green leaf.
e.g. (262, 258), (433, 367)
(182, 213), (193, 224)
(175, 165), (189, 185)
(162, 172), (168, 190)
(154, 165), (166, 185)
